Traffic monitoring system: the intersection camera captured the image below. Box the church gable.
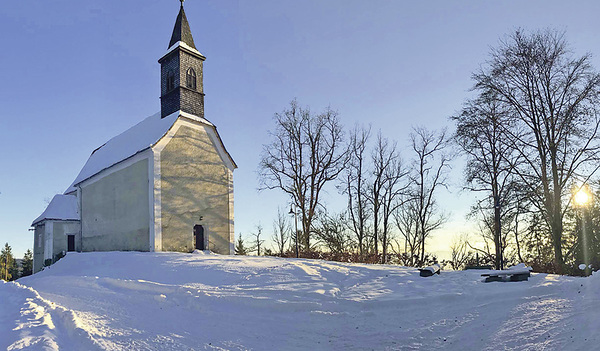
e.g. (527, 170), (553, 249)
(153, 117), (234, 254)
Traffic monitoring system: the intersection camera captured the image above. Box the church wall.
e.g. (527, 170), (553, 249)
(33, 224), (45, 273)
(81, 158), (150, 252)
(160, 124), (232, 254)
(32, 221), (80, 273)
(52, 221), (81, 256)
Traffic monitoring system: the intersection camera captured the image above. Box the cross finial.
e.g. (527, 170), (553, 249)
(180, 0), (184, 7)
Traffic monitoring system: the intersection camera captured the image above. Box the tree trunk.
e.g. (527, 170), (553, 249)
(494, 195), (502, 270)
(551, 216), (565, 273)
(381, 220), (387, 264)
(420, 226), (426, 265)
(373, 185), (379, 258)
(550, 155), (565, 273)
(514, 207), (524, 263)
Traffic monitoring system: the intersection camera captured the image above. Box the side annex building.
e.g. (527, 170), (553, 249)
(31, 4), (236, 273)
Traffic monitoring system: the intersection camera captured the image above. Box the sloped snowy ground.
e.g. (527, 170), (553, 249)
(2, 252), (599, 350)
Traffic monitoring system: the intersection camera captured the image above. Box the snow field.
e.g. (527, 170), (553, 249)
(0, 279), (101, 350)
(2, 251), (599, 350)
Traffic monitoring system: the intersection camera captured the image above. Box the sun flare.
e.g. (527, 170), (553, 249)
(574, 187), (591, 206)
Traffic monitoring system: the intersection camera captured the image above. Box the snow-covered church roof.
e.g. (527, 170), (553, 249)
(64, 110), (234, 194)
(64, 112), (179, 194)
(32, 194), (79, 226)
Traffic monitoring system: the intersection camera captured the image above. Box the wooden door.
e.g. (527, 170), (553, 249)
(67, 235), (75, 252)
(194, 225), (205, 250)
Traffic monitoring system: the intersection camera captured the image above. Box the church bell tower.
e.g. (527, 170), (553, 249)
(159, 1), (206, 118)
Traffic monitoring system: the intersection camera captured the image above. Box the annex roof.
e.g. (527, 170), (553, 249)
(32, 194), (79, 226)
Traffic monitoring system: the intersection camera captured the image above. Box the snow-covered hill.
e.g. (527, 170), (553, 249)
(1, 252), (599, 350)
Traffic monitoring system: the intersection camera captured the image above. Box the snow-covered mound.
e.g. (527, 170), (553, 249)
(2, 252), (599, 350)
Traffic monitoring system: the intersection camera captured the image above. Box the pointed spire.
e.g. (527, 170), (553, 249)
(168, 2), (196, 49)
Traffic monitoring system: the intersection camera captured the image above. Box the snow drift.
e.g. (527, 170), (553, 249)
(2, 251), (599, 350)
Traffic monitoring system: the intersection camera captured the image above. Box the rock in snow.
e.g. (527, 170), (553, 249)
(2, 252), (599, 350)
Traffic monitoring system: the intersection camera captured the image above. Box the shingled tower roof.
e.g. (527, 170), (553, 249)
(168, 3), (196, 49)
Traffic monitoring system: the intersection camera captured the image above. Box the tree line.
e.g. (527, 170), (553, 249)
(242, 28), (600, 275)
(252, 98), (451, 267)
(0, 243), (33, 281)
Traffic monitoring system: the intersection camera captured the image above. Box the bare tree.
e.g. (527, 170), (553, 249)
(340, 124), (372, 257)
(409, 127), (450, 264)
(473, 29), (600, 271)
(314, 212), (355, 254)
(453, 219), (498, 267)
(368, 132), (403, 259)
(378, 136), (410, 263)
(468, 204), (516, 268)
(272, 207), (289, 256)
(453, 91), (521, 269)
(394, 199), (422, 266)
(449, 233), (473, 270)
(259, 100), (348, 251)
(250, 224), (265, 256)
(512, 197), (528, 263)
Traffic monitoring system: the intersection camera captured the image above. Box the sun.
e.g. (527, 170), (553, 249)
(574, 186), (591, 206)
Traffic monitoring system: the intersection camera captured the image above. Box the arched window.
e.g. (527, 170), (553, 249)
(186, 67), (197, 90)
(166, 71), (175, 92)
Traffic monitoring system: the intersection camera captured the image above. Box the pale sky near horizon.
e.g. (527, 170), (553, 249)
(2, 0), (600, 259)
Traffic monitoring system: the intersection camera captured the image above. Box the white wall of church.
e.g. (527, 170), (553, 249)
(53, 221), (81, 254)
(80, 157), (151, 252)
(157, 120), (233, 254)
(32, 220), (80, 273)
(44, 222), (53, 261)
(33, 224), (45, 273)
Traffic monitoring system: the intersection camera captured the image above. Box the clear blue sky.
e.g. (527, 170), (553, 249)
(2, 0), (600, 258)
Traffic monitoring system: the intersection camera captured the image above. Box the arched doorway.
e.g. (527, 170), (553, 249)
(193, 225), (205, 250)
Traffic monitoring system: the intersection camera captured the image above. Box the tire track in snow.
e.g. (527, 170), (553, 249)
(484, 296), (573, 351)
(0, 280), (59, 350)
(1, 281), (103, 350)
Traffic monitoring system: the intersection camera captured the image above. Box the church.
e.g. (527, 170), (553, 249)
(31, 3), (236, 273)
